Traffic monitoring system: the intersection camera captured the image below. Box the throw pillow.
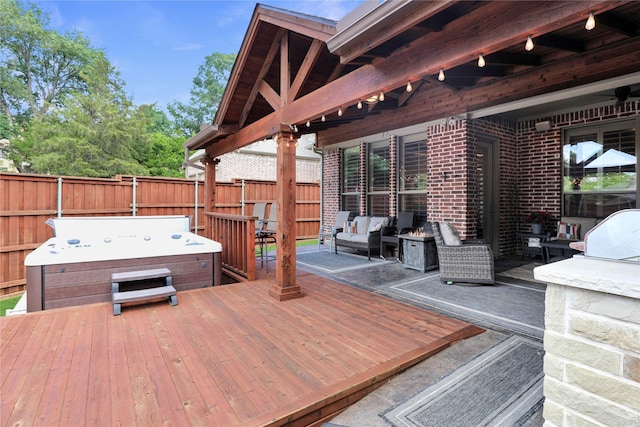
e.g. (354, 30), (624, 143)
(440, 222), (462, 246)
(557, 221), (580, 240)
(367, 217), (388, 233)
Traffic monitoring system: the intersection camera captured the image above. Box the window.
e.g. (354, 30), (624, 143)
(398, 134), (428, 224)
(341, 146), (360, 213)
(368, 140), (390, 215)
(563, 120), (637, 218)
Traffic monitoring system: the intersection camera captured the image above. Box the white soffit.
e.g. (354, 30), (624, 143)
(467, 72), (640, 122)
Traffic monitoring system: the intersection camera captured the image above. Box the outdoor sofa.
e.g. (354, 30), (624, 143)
(335, 216), (391, 260)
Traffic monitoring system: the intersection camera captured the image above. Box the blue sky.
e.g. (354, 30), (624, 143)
(36, 0), (365, 110)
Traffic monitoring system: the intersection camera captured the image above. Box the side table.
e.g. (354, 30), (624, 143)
(399, 233), (439, 272)
(516, 232), (550, 260)
(540, 239), (580, 263)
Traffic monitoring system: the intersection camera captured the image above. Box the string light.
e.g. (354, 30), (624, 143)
(438, 68), (445, 81)
(357, 100), (362, 109)
(379, 91), (385, 101)
(406, 81), (412, 92)
(525, 35), (534, 51)
(337, 107), (343, 117)
(585, 12), (595, 30)
(321, 114), (326, 122)
(306, 120), (310, 127)
(477, 53), (486, 68)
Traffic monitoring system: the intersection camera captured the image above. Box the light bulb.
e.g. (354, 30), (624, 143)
(379, 91), (385, 101)
(585, 12), (595, 30)
(438, 68), (445, 81)
(525, 35), (534, 51)
(478, 53), (486, 68)
(406, 81), (412, 92)
(357, 100), (362, 109)
(338, 107), (343, 117)
(321, 114), (325, 122)
(306, 120), (310, 127)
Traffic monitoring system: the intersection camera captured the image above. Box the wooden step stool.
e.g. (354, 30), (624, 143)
(111, 268), (177, 315)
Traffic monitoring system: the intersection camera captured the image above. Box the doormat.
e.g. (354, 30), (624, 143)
(383, 335), (544, 427)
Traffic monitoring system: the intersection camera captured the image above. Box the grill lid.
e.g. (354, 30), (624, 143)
(582, 209), (640, 262)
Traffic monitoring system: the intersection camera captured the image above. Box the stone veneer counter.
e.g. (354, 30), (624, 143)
(534, 255), (640, 426)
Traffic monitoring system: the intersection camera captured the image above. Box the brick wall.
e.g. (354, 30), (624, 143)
(320, 147), (341, 235)
(516, 102), (640, 234)
(216, 151), (320, 183)
(427, 119), (470, 237)
(319, 102), (639, 256)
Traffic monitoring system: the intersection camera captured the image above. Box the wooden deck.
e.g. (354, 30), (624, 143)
(1, 271), (482, 426)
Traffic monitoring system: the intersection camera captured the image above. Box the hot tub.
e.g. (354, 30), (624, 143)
(25, 216), (222, 312)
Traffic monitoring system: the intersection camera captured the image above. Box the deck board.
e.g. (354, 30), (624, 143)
(1, 272), (483, 426)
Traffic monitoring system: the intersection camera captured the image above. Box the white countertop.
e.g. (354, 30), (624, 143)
(534, 255), (640, 299)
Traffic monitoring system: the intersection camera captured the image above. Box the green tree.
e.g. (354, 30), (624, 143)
(167, 52), (236, 138)
(0, 0), (95, 123)
(137, 104), (185, 177)
(24, 53), (151, 177)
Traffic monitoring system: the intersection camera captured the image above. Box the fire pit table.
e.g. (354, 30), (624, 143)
(399, 232), (439, 272)
(25, 216), (222, 312)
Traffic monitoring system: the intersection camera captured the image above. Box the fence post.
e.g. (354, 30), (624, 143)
(241, 179), (245, 216)
(132, 176), (137, 216)
(194, 180), (199, 235)
(57, 177), (63, 217)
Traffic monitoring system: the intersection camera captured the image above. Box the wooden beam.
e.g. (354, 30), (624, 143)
(288, 39), (324, 103)
(238, 28), (283, 128)
(258, 79), (280, 111)
(205, 0), (628, 155)
(316, 36), (640, 145)
(280, 31), (289, 108)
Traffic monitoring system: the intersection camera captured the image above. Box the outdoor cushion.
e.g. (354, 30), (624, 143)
(368, 216), (390, 233)
(440, 222), (462, 246)
(353, 216), (370, 234)
(560, 217), (597, 239)
(557, 221), (580, 240)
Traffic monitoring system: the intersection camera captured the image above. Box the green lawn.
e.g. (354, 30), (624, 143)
(1, 295), (21, 317)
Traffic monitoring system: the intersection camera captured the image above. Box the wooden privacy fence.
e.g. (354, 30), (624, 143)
(0, 173), (319, 295)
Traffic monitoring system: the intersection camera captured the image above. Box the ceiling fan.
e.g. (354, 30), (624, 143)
(614, 86), (640, 107)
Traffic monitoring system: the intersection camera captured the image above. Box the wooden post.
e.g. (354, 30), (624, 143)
(202, 155), (219, 239)
(269, 126), (304, 301)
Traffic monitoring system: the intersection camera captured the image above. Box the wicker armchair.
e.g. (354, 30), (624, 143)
(432, 222), (494, 285)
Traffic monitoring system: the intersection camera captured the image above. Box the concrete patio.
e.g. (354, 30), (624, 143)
(289, 245), (546, 427)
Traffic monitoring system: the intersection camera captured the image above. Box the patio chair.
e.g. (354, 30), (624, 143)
(380, 212), (415, 260)
(252, 202), (268, 236)
(432, 221), (494, 285)
(256, 202), (277, 271)
(318, 210), (352, 251)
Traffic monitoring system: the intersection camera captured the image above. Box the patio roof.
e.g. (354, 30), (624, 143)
(186, 0), (640, 154)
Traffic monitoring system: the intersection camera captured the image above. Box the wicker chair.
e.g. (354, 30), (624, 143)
(432, 222), (494, 285)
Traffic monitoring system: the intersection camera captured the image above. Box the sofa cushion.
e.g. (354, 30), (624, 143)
(440, 222), (462, 246)
(368, 216), (390, 233)
(353, 216), (370, 234)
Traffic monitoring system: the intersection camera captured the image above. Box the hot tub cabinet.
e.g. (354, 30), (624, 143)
(25, 216), (222, 312)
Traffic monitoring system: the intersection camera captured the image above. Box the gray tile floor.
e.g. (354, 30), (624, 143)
(296, 246), (546, 427)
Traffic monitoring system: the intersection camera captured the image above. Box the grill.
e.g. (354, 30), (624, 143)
(578, 209), (640, 263)
(25, 216), (222, 312)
